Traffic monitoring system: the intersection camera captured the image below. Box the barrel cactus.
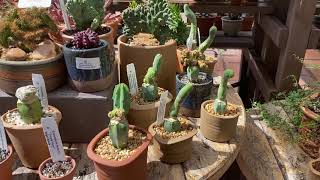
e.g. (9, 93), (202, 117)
(72, 28), (100, 49)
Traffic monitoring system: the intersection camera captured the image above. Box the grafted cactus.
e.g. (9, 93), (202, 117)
(15, 85), (42, 124)
(142, 54), (163, 102)
(184, 4), (197, 49)
(164, 83), (193, 132)
(108, 83), (131, 149)
(213, 69), (234, 114)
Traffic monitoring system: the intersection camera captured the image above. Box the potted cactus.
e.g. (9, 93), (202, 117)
(200, 69), (240, 142)
(63, 29), (114, 92)
(38, 156), (76, 180)
(149, 83), (197, 164)
(87, 83), (152, 179)
(1, 85), (62, 168)
(128, 54), (173, 129)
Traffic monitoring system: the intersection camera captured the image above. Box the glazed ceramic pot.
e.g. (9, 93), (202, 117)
(222, 16), (244, 37)
(308, 159), (320, 180)
(0, 145), (14, 180)
(38, 156), (76, 180)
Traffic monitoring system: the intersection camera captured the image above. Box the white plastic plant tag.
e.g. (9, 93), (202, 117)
(198, 27), (201, 45)
(41, 117), (65, 162)
(156, 91), (169, 125)
(18, 0), (52, 8)
(126, 63), (138, 96)
(0, 121), (8, 152)
(76, 57), (101, 70)
(32, 74), (48, 110)
(58, 0), (71, 30)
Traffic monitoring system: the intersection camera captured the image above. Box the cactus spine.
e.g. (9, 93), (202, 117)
(142, 54), (163, 102)
(213, 69), (234, 114)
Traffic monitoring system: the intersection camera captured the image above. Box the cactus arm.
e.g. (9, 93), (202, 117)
(198, 25), (217, 53)
(109, 118), (129, 149)
(184, 4), (197, 48)
(111, 83), (130, 115)
(152, 54), (162, 74)
(187, 66), (199, 82)
(170, 83), (194, 118)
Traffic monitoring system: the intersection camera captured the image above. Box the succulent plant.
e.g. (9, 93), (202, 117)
(15, 85), (42, 124)
(213, 69), (234, 114)
(164, 83), (193, 132)
(108, 83), (131, 149)
(71, 29), (100, 49)
(184, 4), (197, 49)
(141, 54), (163, 102)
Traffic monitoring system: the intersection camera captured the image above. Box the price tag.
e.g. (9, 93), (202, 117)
(76, 57), (101, 70)
(18, 0), (52, 8)
(0, 121), (8, 152)
(198, 27), (201, 45)
(156, 91), (169, 125)
(126, 63), (138, 96)
(41, 117), (65, 162)
(32, 74), (48, 110)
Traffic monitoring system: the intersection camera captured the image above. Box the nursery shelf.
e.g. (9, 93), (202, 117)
(212, 31), (253, 48)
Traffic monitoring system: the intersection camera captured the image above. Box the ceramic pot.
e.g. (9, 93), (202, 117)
(1, 106), (62, 169)
(0, 145), (13, 180)
(308, 159), (320, 180)
(148, 120), (197, 164)
(38, 156), (76, 180)
(222, 16), (244, 37)
(87, 125), (152, 180)
(200, 100), (240, 142)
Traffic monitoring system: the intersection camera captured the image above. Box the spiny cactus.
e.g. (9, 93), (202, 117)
(15, 85), (42, 124)
(141, 54), (163, 102)
(184, 4), (197, 49)
(164, 83), (193, 132)
(213, 69), (234, 114)
(108, 83), (131, 149)
(71, 29), (100, 49)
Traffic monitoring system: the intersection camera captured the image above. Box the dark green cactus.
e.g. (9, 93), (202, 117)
(184, 4), (197, 49)
(198, 25), (217, 53)
(213, 69), (234, 114)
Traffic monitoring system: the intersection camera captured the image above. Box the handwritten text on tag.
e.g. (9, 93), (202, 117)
(156, 91), (169, 125)
(32, 74), (48, 110)
(126, 63), (138, 96)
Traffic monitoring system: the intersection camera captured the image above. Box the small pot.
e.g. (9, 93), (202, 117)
(197, 14), (215, 37)
(0, 145), (14, 180)
(148, 120), (197, 164)
(200, 100), (240, 142)
(176, 73), (213, 118)
(38, 156), (76, 180)
(87, 125), (152, 180)
(1, 106), (62, 169)
(241, 16), (254, 31)
(222, 16), (244, 37)
(309, 159), (320, 180)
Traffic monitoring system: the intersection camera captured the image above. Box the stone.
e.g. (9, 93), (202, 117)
(4, 48), (27, 61)
(30, 40), (57, 60)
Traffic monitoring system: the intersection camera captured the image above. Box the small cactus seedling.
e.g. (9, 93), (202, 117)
(164, 83), (193, 132)
(141, 54), (163, 102)
(108, 83), (131, 149)
(213, 69), (234, 114)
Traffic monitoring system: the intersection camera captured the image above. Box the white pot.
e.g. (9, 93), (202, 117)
(222, 16), (244, 37)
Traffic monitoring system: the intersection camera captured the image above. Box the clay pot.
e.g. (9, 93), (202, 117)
(1, 106), (62, 169)
(128, 92), (173, 130)
(0, 145), (14, 180)
(241, 16), (254, 31)
(148, 120), (197, 164)
(197, 15), (215, 37)
(308, 159), (320, 180)
(200, 100), (240, 142)
(87, 125), (152, 180)
(118, 35), (177, 96)
(38, 156), (76, 180)
(105, 17), (122, 41)
(222, 16), (244, 37)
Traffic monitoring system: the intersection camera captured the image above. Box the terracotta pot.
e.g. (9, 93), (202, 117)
(148, 120), (197, 164)
(38, 156), (76, 180)
(0, 145), (13, 180)
(1, 106), (62, 169)
(222, 16), (244, 37)
(87, 125), (152, 180)
(214, 16), (222, 31)
(128, 92), (173, 130)
(309, 159), (320, 180)
(241, 16), (254, 31)
(105, 17), (122, 41)
(118, 35), (177, 96)
(0, 51), (66, 95)
(200, 100), (240, 142)
(197, 16), (215, 37)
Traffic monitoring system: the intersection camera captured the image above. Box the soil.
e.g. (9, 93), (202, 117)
(180, 73), (211, 84)
(312, 160), (320, 172)
(0, 148), (9, 163)
(41, 159), (73, 178)
(94, 129), (147, 161)
(205, 102), (239, 117)
(131, 87), (165, 105)
(63, 26), (111, 36)
(128, 33), (160, 46)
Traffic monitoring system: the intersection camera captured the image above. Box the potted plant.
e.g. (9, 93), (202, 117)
(0, 145), (13, 180)
(308, 158), (320, 180)
(38, 156), (76, 180)
(63, 29), (114, 92)
(1, 85), (62, 168)
(87, 83), (153, 179)
(222, 13), (244, 36)
(0, 8), (66, 94)
(103, 0), (122, 40)
(200, 69), (240, 142)
(149, 83), (197, 164)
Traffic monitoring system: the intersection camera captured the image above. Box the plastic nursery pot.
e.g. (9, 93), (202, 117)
(128, 92), (173, 130)
(0, 145), (14, 180)
(200, 100), (240, 142)
(308, 159), (320, 180)
(222, 16), (244, 37)
(38, 156), (76, 180)
(63, 40), (115, 92)
(1, 106), (62, 169)
(118, 35), (177, 96)
(176, 73), (213, 118)
(87, 125), (153, 180)
(148, 120), (197, 164)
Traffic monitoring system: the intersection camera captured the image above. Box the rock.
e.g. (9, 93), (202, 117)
(30, 40), (57, 60)
(4, 48), (27, 61)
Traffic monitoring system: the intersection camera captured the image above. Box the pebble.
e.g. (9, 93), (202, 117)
(205, 103), (239, 117)
(4, 48), (27, 61)
(41, 159), (73, 178)
(30, 40), (57, 60)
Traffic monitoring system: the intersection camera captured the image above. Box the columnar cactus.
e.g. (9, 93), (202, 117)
(142, 54), (163, 102)
(72, 28), (100, 49)
(199, 26), (218, 53)
(15, 85), (42, 124)
(164, 83), (193, 132)
(184, 4), (197, 49)
(108, 83), (131, 149)
(213, 69), (234, 114)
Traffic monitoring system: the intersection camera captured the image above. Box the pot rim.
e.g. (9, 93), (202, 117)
(61, 25), (114, 39)
(117, 35), (177, 49)
(38, 156), (76, 180)
(300, 92), (320, 121)
(130, 91), (173, 110)
(201, 100), (241, 119)
(87, 125), (153, 167)
(221, 16), (244, 22)
(0, 145), (13, 166)
(309, 159), (320, 176)
(176, 72), (213, 87)
(1, 106), (62, 129)
(63, 40), (108, 52)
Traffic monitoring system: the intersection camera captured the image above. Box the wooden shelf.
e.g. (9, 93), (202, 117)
(202, 31), (253, 48)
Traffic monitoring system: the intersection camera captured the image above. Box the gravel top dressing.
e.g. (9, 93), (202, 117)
(205, 103), (239, 117)
(131, 87), (165, 105)
(41, 159), (73, 178)
(153, 117), (194, 140)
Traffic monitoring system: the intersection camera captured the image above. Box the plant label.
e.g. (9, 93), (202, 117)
(18, 0), (52, 8)
(126, 63), (138, 96)
(156, 91), (169, 125)
(198, 28), (201, 45)
(76, 57), (101, 70)
(0, 121), (8, 152)
(41, 117), (65, 162)
(32, 74), (48, 110)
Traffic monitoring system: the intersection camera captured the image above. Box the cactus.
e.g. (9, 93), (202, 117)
(141, 54), (163, 102)
(72, 28), (100, 49)
(198, 25), (217, 53)
(184, 4), (197, 49)
(164, 83), (193, 132)
(15, 85), (42, 124)
(187, 66), (199, 83)
(213, 69), (234, 114)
